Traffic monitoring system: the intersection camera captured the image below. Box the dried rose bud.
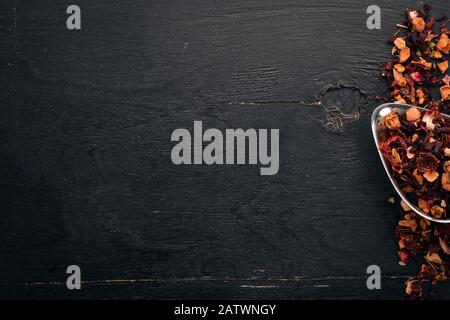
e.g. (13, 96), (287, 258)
(410, 71), (425, 83)
(411, 17), (426, 32)
(416, 153), (439, 173)
(398, 249), (410, 265)
(406, 107), (421, 121)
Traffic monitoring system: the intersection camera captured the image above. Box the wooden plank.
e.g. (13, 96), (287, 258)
(0, 0), (449, 299)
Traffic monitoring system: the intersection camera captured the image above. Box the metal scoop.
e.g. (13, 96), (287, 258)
(371, 102), (450, 223)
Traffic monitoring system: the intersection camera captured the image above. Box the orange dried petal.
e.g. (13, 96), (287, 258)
(441, 173), (450, 191)
(437, 33), (450, 55)
(418, 198), (429, 212)
(414, 169), (424, 185)
(394, 38), (406, 49)
(406, 107), (421, 121)
(394, 63), (405, 73)
(400, 199), (412, 211)
(423, 171), (439, 182)
(440, 85), (450, 101)
(399, 219), (417, 231)
(412, 58), (432, 70)
(412, 17), (425, 32)
(437, 61), (448, 73)
(399, 47), (411, 63)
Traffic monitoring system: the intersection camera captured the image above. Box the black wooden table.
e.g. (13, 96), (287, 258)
(1, 0), (449, 299)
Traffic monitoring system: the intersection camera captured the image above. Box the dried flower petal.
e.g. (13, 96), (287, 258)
(425, 251), (443, 265)
(415, 88), (426, 105)
(444, 147), (450, 157)
(400, 199), (412, 211)
(405, 279), (421, 296)
(410, 71), (425, 83)
(394, 63), (405, 72)
(399, 219), (418, 231)
(399, 47), (411, 63)
(437, 61), (448, 73)
(441, 173), (450, 191)
(430, 205), (445, 218)
(411, 58), (432, 70)
(416, 153), (439, 173)
(443, 75), (450, 85)
(436, 33), (450, 54)
(440, 85), (450, 101)
(393, 68), (404, 81)
(406, 107), (421, 121)
(412, 17), (426, 32)
(439, 237), (450, 255)
(423, 170), (439, 182)
(406, 146), (415, 159)
(394, 38), (406, 49)
(398, 249), (410, 265)
(413, 169), (424, 185)
(418, 198), (430, 213)
(382, 111), (401, 130)
(422, 109), (439, 130)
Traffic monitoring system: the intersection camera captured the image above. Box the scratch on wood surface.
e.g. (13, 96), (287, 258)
(240, 285), (278, 289)
(22, 275), (409, 287)
(232, 81), (373, 133)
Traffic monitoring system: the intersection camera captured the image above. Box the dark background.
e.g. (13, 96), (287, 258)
(1, 0), (449, 299)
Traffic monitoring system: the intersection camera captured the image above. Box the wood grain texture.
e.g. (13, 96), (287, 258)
(1, 0), (449, 299)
